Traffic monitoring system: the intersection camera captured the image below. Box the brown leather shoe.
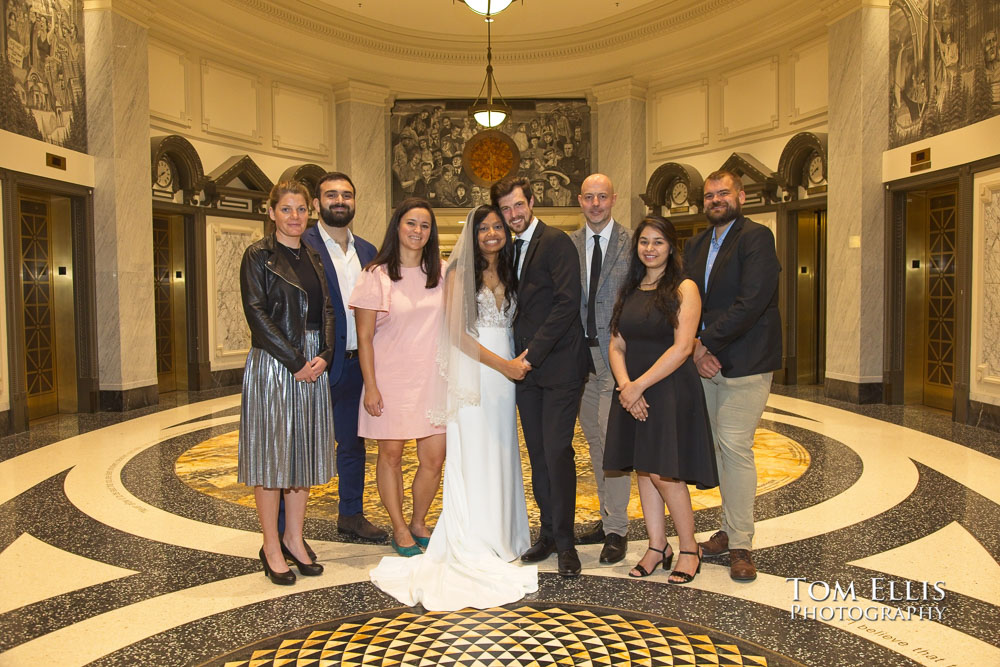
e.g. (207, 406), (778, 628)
(729, 549), (757, 581)
(698, 530), (729, 556)
(337, 514), (388, 541)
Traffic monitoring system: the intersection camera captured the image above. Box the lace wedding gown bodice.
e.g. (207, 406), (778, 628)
(475, 286), (515, 329)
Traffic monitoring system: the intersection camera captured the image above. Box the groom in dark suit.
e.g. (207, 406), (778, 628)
(491, 176), (588, 577)
(298, 172), (386, 543)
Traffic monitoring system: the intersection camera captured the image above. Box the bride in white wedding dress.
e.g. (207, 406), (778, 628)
(369, 205), (538, 610)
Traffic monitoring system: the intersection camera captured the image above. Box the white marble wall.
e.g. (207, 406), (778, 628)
(971, 168), (1000, 406)
(333, 81), (391, 244)
(824, 5), (889, 384)
(594, 79), (647, 228)
(85, 7), (157, 392)
(206, 218), (262, 371)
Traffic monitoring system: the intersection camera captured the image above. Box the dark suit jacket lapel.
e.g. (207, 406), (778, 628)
(573, 229), (587, 294)
(302, 226), (344, 313)
(705, 217), (745, 296)
(519, 220), (546, 292)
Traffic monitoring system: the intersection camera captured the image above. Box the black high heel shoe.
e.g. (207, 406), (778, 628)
(281, 541), (324, 576)
(628, 545), (673, 578)
(668, 548), (702, 585)
(259, 547), (295, 585)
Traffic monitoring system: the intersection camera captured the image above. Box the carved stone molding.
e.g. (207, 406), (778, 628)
(221, 0), (757, 65)
(333, 81), (392, 107)
(592, 78), (647, 105)
(84, 0), (157, 26)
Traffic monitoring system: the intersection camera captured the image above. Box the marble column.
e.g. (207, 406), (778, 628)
(592, 78), (647, 228)
(824, 4), (890, 403)
(85, 1), (158, 409)
(333, 81), (392, 244)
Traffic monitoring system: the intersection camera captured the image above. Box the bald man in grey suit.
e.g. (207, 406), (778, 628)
(570, 173), (633, 564)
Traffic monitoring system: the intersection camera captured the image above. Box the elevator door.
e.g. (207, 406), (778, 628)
(153, 215), (188, 392)
(795, 209), (827, 384)
(19, 194), (78, 419)
(903, 186), (956, 411)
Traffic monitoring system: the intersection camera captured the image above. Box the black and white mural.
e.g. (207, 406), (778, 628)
(889, 0), (1000, 148)
(1, 0), (86, 151)
(390, 99), (591, 209)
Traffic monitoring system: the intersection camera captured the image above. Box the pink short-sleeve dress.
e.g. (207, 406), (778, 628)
(349, 262), (447, 440)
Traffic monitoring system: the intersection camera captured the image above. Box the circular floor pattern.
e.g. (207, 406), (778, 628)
(177, 427), (808, 527)
(215, 604), (798, 667)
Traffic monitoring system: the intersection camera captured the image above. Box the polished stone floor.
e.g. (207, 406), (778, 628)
(0, 385), (997, 666)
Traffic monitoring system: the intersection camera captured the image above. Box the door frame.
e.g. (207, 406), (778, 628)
(1, 169), (99, 433)
(882, 157), (992, 421)
(780, 196), (828, 385)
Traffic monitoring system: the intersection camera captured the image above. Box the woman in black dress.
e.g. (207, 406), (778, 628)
(604, 215), (718, 584)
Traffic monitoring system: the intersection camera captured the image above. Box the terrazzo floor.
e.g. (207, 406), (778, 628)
(0, 385), (997, 667)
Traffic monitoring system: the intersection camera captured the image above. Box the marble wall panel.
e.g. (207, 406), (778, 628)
(595, 80), (647, 228)
(971, 170), (1000, 405)
(201, 60), (261, 142)
(650, 82), (709, 155)
(148, 41), (190, 127)
(86, 9), (157, 391)
(790, 38), (828, 122)
(272, 83), (328, 154)
(824, 5), (889, 384)
(334, 82), (390, 244)
(206, 218), (262, 371)
(721, 58), (779, 140)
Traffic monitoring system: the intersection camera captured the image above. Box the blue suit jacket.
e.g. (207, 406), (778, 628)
(302, 224), (377, 386)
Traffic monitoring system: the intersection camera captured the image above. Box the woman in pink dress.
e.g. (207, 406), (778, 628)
(350, 197), (446, 557)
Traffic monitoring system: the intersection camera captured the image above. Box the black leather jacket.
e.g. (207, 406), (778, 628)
(240, 233), (335, 373)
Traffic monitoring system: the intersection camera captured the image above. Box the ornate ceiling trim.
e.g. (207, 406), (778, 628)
(222, 0), (757, 65)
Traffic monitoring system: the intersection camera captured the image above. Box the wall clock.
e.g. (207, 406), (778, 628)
(670, 180), (689, 207)
(807, 153), (824, 185)
(155, 157), (176, 190)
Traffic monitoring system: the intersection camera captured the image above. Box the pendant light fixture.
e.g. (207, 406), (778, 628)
(461, 0), (513, 16)
(468, 1), (512, 128)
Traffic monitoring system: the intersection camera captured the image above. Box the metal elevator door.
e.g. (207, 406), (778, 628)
(153, 215), (188, 392)
(19, 193), (78, 419)
(903, 186), (957, 411)
(795, 209), (827, 384)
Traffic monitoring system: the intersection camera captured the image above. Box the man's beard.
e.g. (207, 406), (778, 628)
(320, 204), (354, 228)
(705, 200), (740, 226)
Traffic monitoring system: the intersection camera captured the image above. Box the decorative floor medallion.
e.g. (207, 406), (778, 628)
(218, 605), (788, 666)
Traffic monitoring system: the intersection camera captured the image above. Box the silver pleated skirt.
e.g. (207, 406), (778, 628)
(237, 330), (336, 488)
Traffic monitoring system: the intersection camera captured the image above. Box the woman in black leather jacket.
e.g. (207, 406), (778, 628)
(238, 180), (336, 585)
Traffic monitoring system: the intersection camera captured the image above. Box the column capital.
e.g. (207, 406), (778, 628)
(591, 78), (647, 105)
(332, 80), (392, 107)
(84, 0), (156, 27)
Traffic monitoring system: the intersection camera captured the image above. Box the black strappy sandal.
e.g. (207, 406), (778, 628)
(628, 545), (673, 578)
(668, 548), (702, 584)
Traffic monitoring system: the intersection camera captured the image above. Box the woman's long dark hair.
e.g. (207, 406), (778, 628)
(609, 215), (685, 335)
(471, 205), (517, 313)
(367, 197), (441, 288)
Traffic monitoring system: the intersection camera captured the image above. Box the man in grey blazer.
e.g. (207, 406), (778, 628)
(571, 173), (633, 564)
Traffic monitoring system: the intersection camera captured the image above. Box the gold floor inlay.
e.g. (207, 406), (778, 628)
(222, 606), (773, 666)
(176, 421), (808, 527)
